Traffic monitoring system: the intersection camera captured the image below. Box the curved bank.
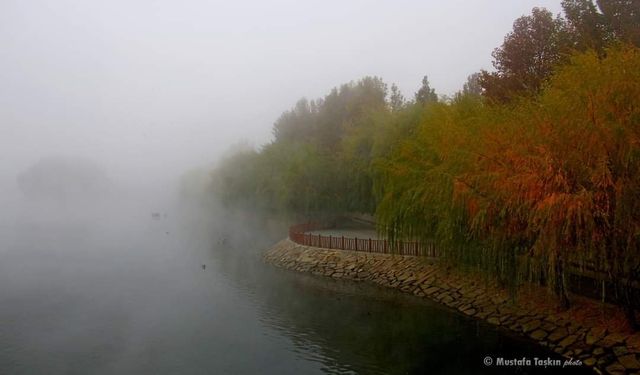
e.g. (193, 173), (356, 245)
(265, 239), (640, 375)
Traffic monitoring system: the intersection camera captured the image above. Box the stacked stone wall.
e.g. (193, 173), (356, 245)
(265, 239), (640, 375)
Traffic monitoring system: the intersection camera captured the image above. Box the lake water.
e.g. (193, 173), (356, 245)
(0, 196), (589, 374)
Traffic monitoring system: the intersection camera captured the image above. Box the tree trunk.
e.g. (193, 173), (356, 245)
(555, 257), (571, 309)
(620, 266), (639, 332)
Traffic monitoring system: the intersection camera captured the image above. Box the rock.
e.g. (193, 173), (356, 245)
(613, 346), (629, 357)
(583, 357), (597, 366)
(463, 308), (477, 316)
(558, 335), (579, 348)
(522, 319), (542, 333)
(586, 327), (607, 346)
(597, 357), (609, 367)
(601, 333), (627, 347)
(627, 334), (640, 353)
(439, 294), (454, 304)
(448, 300), (461, 308)
(605, 361), (626, 375)
(593, 347), (605, 356)
(509, 323), (523, 331)
(401, 285), (414, 292)
(548, 328), (568, 343)
(487, 316), (501, 326)
(567, 322), (582, 335)
(530, 329), (548, 341)
(403, 277), (417, 285)
(423, 286), (440, 296)
(490, 295), (507, 305)
(617, 354), (640, 370)
(517, 316), (534, 326)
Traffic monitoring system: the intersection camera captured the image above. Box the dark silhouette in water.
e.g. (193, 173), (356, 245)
(202, 264), (206, 270)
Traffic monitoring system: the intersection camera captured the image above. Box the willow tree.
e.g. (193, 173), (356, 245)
(459, 45), (640, 326)
(375, 46), (640, 327)
(375, 95), (486, 261)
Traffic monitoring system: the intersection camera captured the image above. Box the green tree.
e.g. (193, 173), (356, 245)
(272, 98), (318, 143)
(414, 75), (438, 105)
(389, 83), (405, 112)
(462, 73), (483, 96)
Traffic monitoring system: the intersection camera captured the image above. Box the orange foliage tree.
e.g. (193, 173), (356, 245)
(458, 45), (640, 326)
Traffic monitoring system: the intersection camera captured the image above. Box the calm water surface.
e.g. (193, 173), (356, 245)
(0, 197), (589, 374)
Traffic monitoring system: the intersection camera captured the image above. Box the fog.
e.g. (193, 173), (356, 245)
(1, 0), (563, 199)
(1, 2), (576, 374)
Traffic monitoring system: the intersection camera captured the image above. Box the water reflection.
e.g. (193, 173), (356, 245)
(0, 200), (590, 374)
(207, 231), (590, 375)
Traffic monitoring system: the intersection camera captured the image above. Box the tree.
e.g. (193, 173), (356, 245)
(389, 83), (405, 112)
(480, 8), (571, 102)
(562, 0), (610, 51)
(376, 46), (640, 327)
(272, 98), (317, 143)
(462, 46), (640, 323)
(597, 0), (640, 46)
(462, 73), (483, 96)
(561, 0), (640, 50)
(414, 75), (438, 105)
(314, 76), (388, 150)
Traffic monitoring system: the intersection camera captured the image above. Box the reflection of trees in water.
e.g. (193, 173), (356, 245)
(259, 273), (595, 374)
(205, 229), (579, 375)
(205, 232), (510, 374)
(255, 273), (474, 375)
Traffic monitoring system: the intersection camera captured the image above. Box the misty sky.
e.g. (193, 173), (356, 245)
(0, 0), (563, 189)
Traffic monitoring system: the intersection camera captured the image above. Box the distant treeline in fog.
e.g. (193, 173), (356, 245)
(17, 156), (112, 201)
(212, 1), (640, 328)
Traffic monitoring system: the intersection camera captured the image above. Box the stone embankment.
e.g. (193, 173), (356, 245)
(265, 239), (640, 375)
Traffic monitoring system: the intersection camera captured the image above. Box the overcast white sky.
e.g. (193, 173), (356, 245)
(0, 0), (564, 188)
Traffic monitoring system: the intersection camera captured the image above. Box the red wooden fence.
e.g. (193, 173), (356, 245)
(288, 222), (437, 257)
(287, 224), (640, 293)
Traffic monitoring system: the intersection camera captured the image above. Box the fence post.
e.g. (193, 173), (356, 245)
(355, 237), (358, 251)
(329, 235), (332, 249)
(368, 238), (371, 252)
(341, 236), (344, 250)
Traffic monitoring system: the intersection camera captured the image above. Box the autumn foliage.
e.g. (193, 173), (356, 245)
(373, 45), (640, 327)
(211, 3), (640, 326)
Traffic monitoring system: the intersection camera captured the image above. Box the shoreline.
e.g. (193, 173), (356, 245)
(265, 239), (640, 374)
